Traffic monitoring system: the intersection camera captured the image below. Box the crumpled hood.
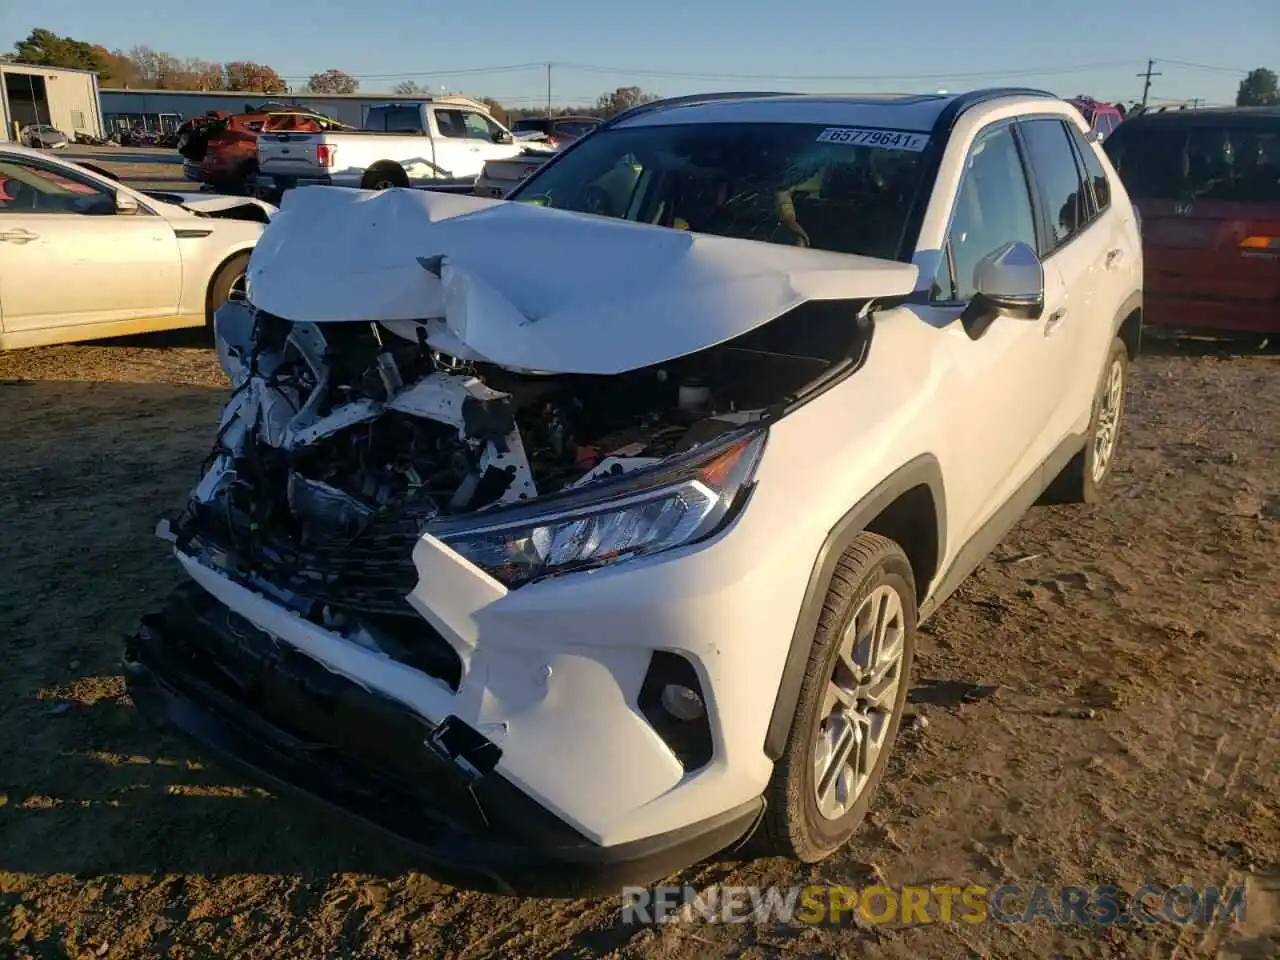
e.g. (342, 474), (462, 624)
(246, 186), (918, 375)
(155, 193), (277, 218)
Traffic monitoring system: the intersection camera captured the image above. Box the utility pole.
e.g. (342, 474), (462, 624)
(546, 62), (552, 119)
(1137, 59), (1162, 109)
(1188, 97), (1204, 109)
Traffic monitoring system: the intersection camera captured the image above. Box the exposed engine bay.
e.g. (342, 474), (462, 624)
(167, 297), (871, 645)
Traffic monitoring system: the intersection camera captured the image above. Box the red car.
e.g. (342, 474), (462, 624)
(180, 110), (345, 193)
(1104, 107), (1280, 334)
(1067, 97), (1125, 141)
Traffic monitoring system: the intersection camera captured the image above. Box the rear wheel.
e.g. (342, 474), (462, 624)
(1042, 337), (1129, 504)
(760, 533), (917, 861)
(207, 253), (250, 322)
(361, 162), (409, 190)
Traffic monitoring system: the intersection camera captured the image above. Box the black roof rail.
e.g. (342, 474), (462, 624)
(603, 91), (797, 130)
(931, 86), (1059, 133)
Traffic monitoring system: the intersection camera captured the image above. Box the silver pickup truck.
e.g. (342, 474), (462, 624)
(255, 97), (525, 198)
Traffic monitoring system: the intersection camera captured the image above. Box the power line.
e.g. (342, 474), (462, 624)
(273, 57), (1140, 84)
(269, 55), (1257, 91)
(276, 62), (547, 80)
(549, 59), (1134, 82)
(1154, 58), (1250, 75)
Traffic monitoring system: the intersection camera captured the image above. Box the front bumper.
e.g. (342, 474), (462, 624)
(124, 581), (763, 897)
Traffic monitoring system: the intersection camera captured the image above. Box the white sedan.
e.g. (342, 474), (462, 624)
(0, 144), (275, 350)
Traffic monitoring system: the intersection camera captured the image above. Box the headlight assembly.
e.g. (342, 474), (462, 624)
(431, 429), (767, 586)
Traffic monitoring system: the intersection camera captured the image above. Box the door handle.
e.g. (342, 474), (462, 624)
(0, 228), (38, 243)
(1105, 248), (1124, 269)
(1046, 307), (1068, 328)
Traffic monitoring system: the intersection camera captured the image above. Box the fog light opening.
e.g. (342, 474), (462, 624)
(660, 683), (705, 721)
(638, 651), (714, 771)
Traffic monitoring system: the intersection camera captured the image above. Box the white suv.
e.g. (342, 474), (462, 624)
(127, 89), (1142, 896)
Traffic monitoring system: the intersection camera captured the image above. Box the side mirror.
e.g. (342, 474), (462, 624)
(495, 130), (513, 145)
(115, 191), (139, 215)
(960, 241), (1044, 337)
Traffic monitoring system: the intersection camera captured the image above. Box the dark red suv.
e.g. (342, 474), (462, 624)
(1104, 107), (1280, 334)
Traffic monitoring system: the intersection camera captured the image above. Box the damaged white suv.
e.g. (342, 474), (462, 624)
(127, 89), (1142, 896)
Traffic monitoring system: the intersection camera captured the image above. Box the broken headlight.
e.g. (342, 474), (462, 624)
(434, 430), (767, 586)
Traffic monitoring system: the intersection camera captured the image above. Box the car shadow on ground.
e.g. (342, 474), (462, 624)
(1140, 329), (1280, 358)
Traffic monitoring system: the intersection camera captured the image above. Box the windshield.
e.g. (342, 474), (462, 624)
(510, 121), (930, 260)
(1105, 119), (1280, 203)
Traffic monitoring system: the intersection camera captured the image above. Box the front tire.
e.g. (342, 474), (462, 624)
(206, 252), (250, 322)
(761, 533), (917, 862)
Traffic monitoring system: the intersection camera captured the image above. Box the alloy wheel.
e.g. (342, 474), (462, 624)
(1092, 358), (1125, 482)
(812, 584), (907, 821)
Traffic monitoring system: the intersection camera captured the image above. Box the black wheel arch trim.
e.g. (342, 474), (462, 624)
(763, 454), (947, 760)
(1114, 289), (1143, 358)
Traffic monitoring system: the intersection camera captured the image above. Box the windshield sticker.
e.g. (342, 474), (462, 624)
(815, 128), (930, 151)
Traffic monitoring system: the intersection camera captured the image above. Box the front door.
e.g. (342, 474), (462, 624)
(0, 155), (181, 335)
(914, 119), (1070, 544)
(432, 108), (519, 180)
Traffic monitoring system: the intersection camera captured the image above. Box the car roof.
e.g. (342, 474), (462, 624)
(1119, 106), (1280, 127)
(611, 90), (1059, 131)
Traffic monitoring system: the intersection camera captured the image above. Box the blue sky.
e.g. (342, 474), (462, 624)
(3, 0), (1275, 107)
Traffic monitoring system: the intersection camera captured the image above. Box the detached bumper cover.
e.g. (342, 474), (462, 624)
(123, 583), (762, 897)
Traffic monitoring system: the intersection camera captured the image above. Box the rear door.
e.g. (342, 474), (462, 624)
(1105, 116), (1280, 330)
(1016, 116), (1111, 441)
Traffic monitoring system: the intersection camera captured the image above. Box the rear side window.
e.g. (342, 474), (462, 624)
(1019, 118), (1089, 252)
(368, 106), (423, 132)
(1068, 124), (1112, 215)
(1105, 121), (1280, 202)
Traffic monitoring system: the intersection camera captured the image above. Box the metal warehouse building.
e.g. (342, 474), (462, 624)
(99, 89), (449, 134)
(1, 63), (104, 142)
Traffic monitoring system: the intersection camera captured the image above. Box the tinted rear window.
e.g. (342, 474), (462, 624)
(513, 119), (551, 134)
(1105, 120), (1280, 202)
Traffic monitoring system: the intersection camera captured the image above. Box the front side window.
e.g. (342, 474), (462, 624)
(461, 111), (503, 141)
(931, 123), (1039, 301)
(1019, 118), (1090, 251)
(0, 157), (115, 214)
(513, 121), (930, 260)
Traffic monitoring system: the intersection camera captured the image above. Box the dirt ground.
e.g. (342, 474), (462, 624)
(1, 330), (1278, 960)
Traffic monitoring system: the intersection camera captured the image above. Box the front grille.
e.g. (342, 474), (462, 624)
(176, 503), (464, 689)
(184, 501), (424, 614)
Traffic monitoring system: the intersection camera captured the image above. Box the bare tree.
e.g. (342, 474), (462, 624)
(393, 80), (426, 96)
